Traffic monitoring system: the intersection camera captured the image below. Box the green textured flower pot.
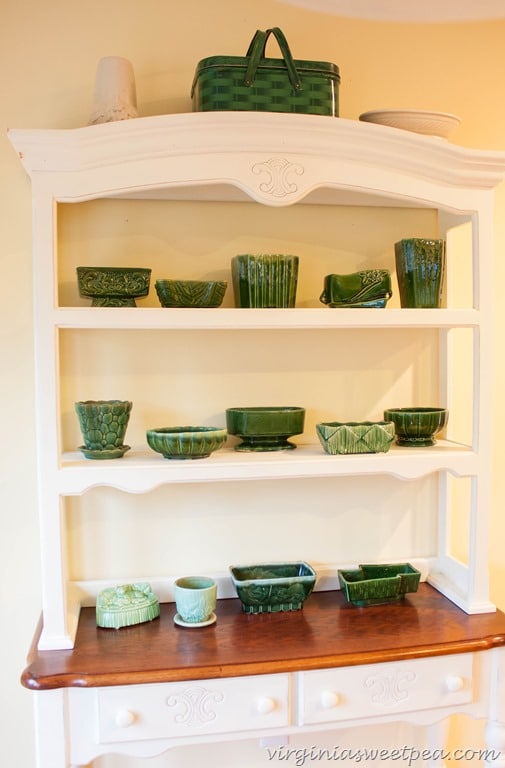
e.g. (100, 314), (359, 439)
(75, 400), (132, 458)
(394, 239), (445, 308)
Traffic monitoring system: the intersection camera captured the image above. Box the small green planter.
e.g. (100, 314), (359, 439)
(338, 563), (421, 606)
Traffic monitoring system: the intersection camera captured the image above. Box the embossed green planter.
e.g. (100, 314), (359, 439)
(319, 270), (392, 308)
(394, 239), (445, 308)
(230, 562), (316, 614)
(96, 583), (160, 629)
(77, 266), (151, 307)
(155, 279), (227, 308)
(75, 400), (132, 459)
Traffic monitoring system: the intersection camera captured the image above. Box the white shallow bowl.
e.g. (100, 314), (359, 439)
(359, 110), (461, 139)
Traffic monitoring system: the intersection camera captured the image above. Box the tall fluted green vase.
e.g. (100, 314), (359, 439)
(394, 238), (446, 308)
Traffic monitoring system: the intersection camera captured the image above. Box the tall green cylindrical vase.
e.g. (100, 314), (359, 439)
(394, 238), (446, 308)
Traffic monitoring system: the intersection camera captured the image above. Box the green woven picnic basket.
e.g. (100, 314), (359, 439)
(191, 27), (340, 116)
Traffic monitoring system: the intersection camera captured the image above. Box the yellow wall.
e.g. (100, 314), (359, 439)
(2, 1), (505, 765)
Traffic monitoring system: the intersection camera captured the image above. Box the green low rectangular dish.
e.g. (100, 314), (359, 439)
(230, 561), (316, 613)
(338, 563), (421, 606)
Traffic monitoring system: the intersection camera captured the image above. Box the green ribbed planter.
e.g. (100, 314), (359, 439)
(231, 254), (299, 308)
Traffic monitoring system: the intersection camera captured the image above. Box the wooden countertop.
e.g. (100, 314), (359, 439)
(22, 585), (505, 691)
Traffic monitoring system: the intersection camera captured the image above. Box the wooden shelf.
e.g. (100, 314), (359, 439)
(22, 585), (505, 691)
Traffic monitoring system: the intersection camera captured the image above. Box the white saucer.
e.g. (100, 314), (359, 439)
(173, 612), (216, 628)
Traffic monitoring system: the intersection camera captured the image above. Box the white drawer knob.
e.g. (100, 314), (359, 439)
(445, 675), (465, 693)
(321, 690), (340, 708)
(256, 696), (276, 714)
(115, 709), (136, 728)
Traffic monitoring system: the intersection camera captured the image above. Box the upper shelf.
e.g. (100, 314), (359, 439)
(8, 113), (505, 210)
(55, 307), (480, 330)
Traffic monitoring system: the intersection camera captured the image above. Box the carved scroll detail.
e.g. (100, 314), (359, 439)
(252, 157), (304, 197)
(364, 670), (417, 706)
(166, 686), (225, 727)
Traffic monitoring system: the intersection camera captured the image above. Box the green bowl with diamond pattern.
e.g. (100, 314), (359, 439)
(316, 421), (395, 455)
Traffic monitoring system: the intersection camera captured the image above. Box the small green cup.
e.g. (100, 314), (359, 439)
(174, 576), (217, 626)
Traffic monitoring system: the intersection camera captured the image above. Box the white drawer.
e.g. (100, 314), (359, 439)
(97, 674), (290, 743)
(298, 654), (473, 725)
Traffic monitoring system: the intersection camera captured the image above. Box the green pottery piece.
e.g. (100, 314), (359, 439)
(316, 421), (395, 454)
(174, 576), (217, 626)
(338, 563), (421, 606)
(231, 254), (299, 308)
(155, 279), (227, 308)
(394, 238), (446, 308)
(96, 582), (160, 629)
(146, 426), (227, 459)
(77, 266), (151, 307)
(226, 406), (305, 451)
(384, 407), (448, 447)
(230, 562), (316, 614)
(319, 270), (392, 308)
(75, 400), (132, 457)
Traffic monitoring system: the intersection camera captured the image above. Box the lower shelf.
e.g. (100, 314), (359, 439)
(22, 584), (505, 691)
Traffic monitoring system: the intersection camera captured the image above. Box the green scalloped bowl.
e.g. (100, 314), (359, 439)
(146, 426), (227, 459)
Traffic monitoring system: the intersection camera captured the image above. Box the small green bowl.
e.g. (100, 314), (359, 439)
(155, 279), (227, 308)
(146, 426), (227, 459)
(230, 562), (316, 614)
(384, 407), (448, 447)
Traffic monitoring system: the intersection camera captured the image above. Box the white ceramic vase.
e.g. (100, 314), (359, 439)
(89, 56), (138, 125)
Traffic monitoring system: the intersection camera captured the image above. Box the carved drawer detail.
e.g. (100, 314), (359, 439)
(298, 654), (474, 725)
(96, 674), (290, 744)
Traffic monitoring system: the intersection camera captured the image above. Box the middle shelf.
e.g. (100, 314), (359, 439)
(59, 441), (477, 494)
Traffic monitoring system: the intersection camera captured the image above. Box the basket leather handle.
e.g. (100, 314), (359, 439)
(245, 27), (302, 91)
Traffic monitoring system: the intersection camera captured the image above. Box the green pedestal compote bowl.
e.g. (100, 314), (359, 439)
(226, 406), (305, 451)
(77, 266), (151, 306)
